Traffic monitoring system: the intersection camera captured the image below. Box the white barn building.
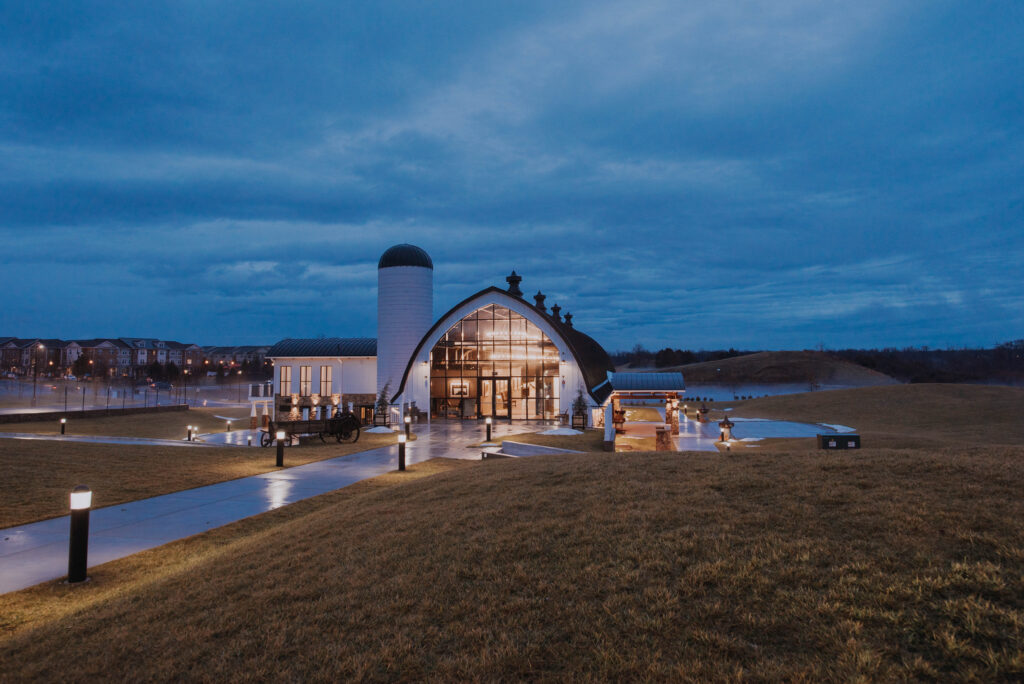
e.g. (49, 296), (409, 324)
(265, 244), (616, 424)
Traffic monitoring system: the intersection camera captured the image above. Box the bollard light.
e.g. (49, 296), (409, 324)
(404, 414), (411, 439)
(247, 435), (252, 447)
(186, 425), (193, 441)
(398, 432), (407, 471)
(226, 420), (232, 432)
(485, 415), (492, 442)
(60, 417), (66, 435)
(276, 430), (286, 467)
(68, 485), (92, 583)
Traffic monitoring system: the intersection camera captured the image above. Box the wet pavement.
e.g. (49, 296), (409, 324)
(0, 419), (535, 594)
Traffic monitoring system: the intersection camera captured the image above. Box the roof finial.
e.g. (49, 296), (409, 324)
(550, 303), (562, 322)
(505, 270), (523, 297)
(563, 312), (573, 328)
(533, 291), (547, 313)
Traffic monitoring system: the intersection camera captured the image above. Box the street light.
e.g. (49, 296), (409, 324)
(68, 485), (92, 583)
(31, 343), (43, 407)
(397, 432), (407, 471)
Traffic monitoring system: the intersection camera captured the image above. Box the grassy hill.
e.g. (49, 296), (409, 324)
(662, 350), (898, 386)
(727, 383), (1024, 449)
(2, 384), (1022, 680)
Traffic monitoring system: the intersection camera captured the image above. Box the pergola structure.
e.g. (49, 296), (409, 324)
(593, 372), (687, 451)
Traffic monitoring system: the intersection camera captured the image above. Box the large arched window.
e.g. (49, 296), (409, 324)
(430, 304), (561, 419)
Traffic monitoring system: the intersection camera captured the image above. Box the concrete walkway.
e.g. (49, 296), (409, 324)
(0, 420), (535, 594)
(0, 432), (212, 448)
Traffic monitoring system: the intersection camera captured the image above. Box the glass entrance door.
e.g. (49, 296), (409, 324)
(479, 377), (510, 419)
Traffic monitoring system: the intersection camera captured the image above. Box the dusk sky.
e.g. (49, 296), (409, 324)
(1, 1), (1021, 352)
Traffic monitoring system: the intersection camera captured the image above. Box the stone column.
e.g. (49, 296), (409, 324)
(603, 403), (615, 452)
(655, 425), (674, 451)
(669, 398), (680, 435)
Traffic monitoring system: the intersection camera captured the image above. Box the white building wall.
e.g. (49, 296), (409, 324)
(377, 265), (433, 399)
(273, 357), (377, 398)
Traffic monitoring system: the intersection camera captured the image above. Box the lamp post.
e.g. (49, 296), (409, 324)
(31, 343), (43, 407)
(276, 430), (286, 467)
(404, 414), (411, 439)
(485, 415), (492, 442)
(397, 432), (407, 471)
(68, 485), (92, 583)
(60, 417), (66, 435)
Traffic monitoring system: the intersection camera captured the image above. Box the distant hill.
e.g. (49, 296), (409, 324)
(657, 351), (899, 387)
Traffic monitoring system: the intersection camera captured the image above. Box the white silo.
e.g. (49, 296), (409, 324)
(377, 244), (434, 403)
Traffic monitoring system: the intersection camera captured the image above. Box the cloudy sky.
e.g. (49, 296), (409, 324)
(1, 1), (1021, 352)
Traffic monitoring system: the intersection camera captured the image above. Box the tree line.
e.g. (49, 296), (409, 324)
(613, 341), (1024, 384)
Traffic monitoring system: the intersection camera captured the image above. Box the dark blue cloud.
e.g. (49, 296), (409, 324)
(0, 1), (1021, 351)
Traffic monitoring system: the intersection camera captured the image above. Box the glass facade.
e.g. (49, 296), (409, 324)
(430, 304), (561, 419)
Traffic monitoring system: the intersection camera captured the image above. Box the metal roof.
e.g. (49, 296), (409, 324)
(378, 244), (433, 270)
(267, 338), (377, 358)
(598, 371), (686, 393)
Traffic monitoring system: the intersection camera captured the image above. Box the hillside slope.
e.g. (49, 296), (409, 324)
(664, 350), (898, 386)
(2, 445), (1022, 680)
(728, 383), (1024, 448)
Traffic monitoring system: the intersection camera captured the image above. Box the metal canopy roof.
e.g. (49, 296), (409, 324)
(596, 371), (686, 393)
(267, 338), (377, 358)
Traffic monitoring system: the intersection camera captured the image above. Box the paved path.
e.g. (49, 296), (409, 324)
(0, 432), (212, 448)
(0, 420), (534, 594)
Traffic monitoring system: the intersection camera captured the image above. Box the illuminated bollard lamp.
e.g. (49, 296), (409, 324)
(404, 414), (411, 439)
(247, 435), (252, 447)
(397, 432), (407, 471)
(60, 417), (66, 435)
(276, 430), (286, 467)
(226, 420), (232, 432)
(67, 485), (92, 583)
(485, 416), (492, 442)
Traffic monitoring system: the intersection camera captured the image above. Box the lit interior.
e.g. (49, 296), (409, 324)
(430, 304), (560, 420)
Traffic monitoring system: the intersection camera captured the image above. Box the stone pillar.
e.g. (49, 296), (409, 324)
(250, 403), (258, 429)
(261, 403), (270, 427)
(603, 403), (615, 451)
(655, 425), (673, 451)
(719, 417), (735, 442)
(669, 398), (679, 435)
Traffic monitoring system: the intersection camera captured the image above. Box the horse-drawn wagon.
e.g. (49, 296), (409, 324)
(260, 409), (360, 446)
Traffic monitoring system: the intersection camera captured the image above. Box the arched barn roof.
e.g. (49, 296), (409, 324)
(378, 244), (434, 270)
(392, 286), (615, 404)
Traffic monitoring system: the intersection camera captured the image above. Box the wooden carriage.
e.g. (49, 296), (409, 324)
(260, 410), (360, 446)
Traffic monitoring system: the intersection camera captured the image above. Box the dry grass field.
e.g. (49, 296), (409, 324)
(1, 447), (1022, 680)
(1, 383), (1022, 680)
(0, 433), (405, 529)
(0, 407), (251, 441)
(726, 383), (1024, 449)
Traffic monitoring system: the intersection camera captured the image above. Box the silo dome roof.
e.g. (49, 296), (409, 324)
(378, 244), (433, 269)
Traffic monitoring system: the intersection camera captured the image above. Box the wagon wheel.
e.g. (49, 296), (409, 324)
(260, 431), (272, 447)
(336, 426), (360, 443)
